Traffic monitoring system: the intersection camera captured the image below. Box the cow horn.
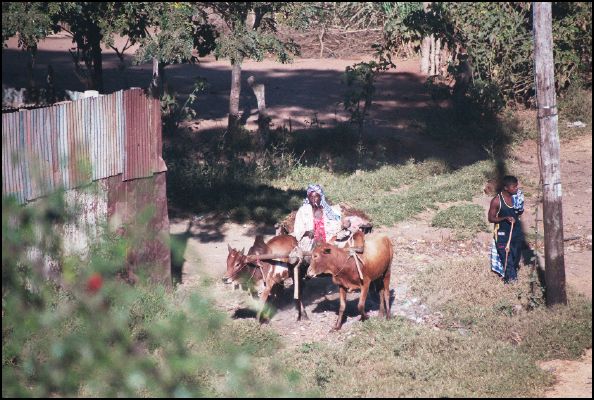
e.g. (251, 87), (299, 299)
(228, 244), (232, 252)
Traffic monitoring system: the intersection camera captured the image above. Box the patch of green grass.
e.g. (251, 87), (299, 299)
(274, 159), (493, 227)
(431, 203), (489, 238)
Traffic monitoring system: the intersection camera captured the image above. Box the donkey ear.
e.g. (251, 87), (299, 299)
(323, 247), (332, 254)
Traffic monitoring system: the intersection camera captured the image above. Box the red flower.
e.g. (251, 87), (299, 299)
(86, 273), (103, 294)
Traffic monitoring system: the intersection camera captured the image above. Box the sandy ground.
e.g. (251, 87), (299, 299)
(3, 32), (591, 398)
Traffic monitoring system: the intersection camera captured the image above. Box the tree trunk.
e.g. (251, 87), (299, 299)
(429, 34), (435, 76)
(533, 2), (567, 307)
(319, 26), (326, 58)
(89, 24), (103, 93)
(420, 2), (432, 75)
(421, 37), (431, 75)
(150, 57), (161, 99)
(228, 61), (242, 132)
(247, 75), (270, 146)
(434, 37), (441, 76)
(441, 43), (450, 77)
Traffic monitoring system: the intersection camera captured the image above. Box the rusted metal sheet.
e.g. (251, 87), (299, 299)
(124, 89), (157, 181)
(2, 111), (27, 203)
(3, 87), (171, 287)
(150, 97), (167, 173)
(107, 172), (171, 287)
(3, 88), (164, 203)
(57, 102), (67, 191)
(115, 90), (125, 176)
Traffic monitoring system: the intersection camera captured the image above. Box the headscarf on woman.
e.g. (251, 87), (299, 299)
(303, 184), (341, 221)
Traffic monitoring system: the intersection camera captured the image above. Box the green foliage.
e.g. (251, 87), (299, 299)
(1, 194), (298, 397)
(161, 77), (209, 131)
(1, 2), (60, 52)
(3, 2), (217, 92)
(431, 204), (490, 238)
(380, 2), (424, 57)
(333, 2), (387, 30)
(443, 3), (534, 106)
(551, 2), (593, 90)
(380, 2), (592, 106)
(133, 3), (217, 67)
(343, 61), (378, 130)
(282, 2), (389, 32)
(208, 2), (300, 65)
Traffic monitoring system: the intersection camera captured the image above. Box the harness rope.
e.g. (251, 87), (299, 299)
(332, 233), (365, 282)
(348, 249), (365, 282)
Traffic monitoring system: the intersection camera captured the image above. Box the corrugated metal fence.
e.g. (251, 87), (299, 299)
(2, 88), (166, 204)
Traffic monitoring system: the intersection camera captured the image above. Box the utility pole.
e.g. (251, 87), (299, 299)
(533, 2), (567, 306)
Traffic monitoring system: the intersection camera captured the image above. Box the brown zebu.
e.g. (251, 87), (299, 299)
(306, 231), (393, 330)
(225, 234), (308, 322)
(224, 235), (267, 296)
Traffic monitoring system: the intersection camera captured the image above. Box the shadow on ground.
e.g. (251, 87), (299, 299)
(3, 47), (514, 230)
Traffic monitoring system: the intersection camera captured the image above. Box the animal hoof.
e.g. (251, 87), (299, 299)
(298, 313), (310, 321)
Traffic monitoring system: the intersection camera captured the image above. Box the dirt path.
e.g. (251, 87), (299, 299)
(2, 32), (590, 398)
(170, 134), (592, 398)
(160, 52), (592, 396)
(513, 134), (593, 300)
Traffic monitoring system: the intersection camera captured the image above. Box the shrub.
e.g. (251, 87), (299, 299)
(1, 194), (297, 397)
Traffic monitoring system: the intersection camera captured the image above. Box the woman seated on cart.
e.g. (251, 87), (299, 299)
(293, 184), (369, 251)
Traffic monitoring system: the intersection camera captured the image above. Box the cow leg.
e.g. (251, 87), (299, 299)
(295, 271), (309, 321)
(334, 286), (347, 330)
(257, 280), (273, 323)
(358, 280), (370, 322)
(383, 270), (391, 319)
(377, 278), (386, 318)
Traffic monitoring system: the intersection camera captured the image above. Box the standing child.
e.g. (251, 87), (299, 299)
(488, 175), (525, 283)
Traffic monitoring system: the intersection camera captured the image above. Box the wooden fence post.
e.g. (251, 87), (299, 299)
(533, 2), (567, 306)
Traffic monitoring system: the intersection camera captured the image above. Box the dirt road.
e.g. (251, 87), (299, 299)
(3, 32), (591, 398)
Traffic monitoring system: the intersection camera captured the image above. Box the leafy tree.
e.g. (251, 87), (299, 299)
(380, 2), (424, 59)
(132, 2), (217, 98)
(281, 2), (336, 58)
(2, 3), (59, 53)
(2, 2), (62, 89)
(203, 2), (300, 133)
(379, 2), (592, 108)
(3, 2), (140, 92)
(2, 2), (217, 95)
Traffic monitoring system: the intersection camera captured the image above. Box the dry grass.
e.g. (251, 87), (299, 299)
(411, 257), (592, 360)
(275, 256), (591, 397)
